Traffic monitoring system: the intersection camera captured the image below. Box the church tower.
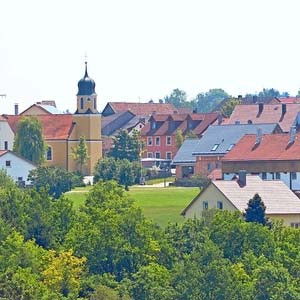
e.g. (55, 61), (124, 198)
(69, 61), (102, 175)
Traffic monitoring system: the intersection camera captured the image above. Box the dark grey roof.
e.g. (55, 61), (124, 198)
(77, 62), (96, 96)
(172, 139), (199, 165)
(192, 123), (279, 155)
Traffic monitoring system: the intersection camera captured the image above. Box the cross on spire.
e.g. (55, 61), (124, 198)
(84, 52), (88, 77)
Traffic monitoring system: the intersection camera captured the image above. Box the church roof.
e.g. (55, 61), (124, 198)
(77, 62), (96, 96)
(4, 114), (74, 140)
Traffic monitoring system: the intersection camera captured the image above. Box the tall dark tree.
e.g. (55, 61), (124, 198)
(163, 89), (196, 110)
(195, 89), (229, 113)
(244, 193), (269, 226)
(13, 116), (46, 164)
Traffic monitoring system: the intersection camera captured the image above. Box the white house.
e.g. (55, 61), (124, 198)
(0, 116), (14, 151)
(0, 150), (36, 185)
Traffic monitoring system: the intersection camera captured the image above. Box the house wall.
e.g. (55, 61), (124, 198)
(0, 120), (14, 150)
(175, 164), (195, 179)
(184, 184), (235, 219)
(0, 152), (36, 184)
(142, 135), (178, 160)
(21, 106), (49, 115)
(44, 140), (68, 169)
(194, 155), (223, 176)
(269, 214), (300, 227)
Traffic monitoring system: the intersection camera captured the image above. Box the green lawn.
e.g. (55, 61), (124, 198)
(145, 176), (175, 185)
(65, 186), (199, 227)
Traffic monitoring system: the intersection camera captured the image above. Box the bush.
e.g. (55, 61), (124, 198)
(172, 175), (210, 188)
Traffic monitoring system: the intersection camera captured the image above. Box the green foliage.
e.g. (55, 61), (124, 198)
(175, 129), (184, 149)
(109, 129), (142, 162)
(13, 116), (47, 164)
(244, 193), (269, 226)
(28, 165), (84, 199)
(163, 88), (196, 110)
(195, 88), (229, 113)
(173, 174), (210, 188)
(94, 157), (143, 188)
(0, 169), (14, 188)
(220, 97), (242, 117)
(71, 136), (89, 174)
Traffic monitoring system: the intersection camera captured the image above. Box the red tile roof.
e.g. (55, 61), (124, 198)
(223, 133), (300, 161)
(276, 97), (300, 104)
(0, 150), (8, 157)
(228, 103), (300, 132)
(4, 114), (74, 140)
(141, 112), (218, 136)
(108, 102), (177, 115)
(208, 168), (222, 180)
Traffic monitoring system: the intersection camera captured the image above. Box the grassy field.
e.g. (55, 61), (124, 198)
(65, 186), (199, 227)
(145, 176), (175, 185)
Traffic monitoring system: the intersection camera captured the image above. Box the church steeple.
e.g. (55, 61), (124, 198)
(76, 61), (98, 114)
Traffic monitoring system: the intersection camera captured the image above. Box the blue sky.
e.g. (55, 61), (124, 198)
(1, 0), (300, 114)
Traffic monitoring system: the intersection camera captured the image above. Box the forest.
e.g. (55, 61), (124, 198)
(0, 171), (300, 299)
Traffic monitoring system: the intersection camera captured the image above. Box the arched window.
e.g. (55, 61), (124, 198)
(46, 146), (52, 161)
(80, 97), (84, 109)
(94, 98), (97, 110)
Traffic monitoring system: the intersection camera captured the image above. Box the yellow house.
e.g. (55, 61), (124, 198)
(182, 175), (300, 227)
(4, 62), (102, 175)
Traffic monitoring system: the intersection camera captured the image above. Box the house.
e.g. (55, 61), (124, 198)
(141, 112), (219, 162)
(188, 123), (282, 178)
(2, 62), (102, 175)
(20, 101), (62, 115)
(0, 150), (36, 185)
(0, 116), (14, 151)
(227, 103), (300, 132)
(222, 128), (300, 190)
(181, 174), (300, 227)
(102, 101), (178, 117)
(172, 138), (199, 178)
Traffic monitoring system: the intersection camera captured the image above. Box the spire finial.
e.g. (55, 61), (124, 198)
(84, 52), (88, 77)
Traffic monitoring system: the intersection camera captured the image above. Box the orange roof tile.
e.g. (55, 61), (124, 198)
(228, 103), (300, 132)
(0, 150), (8, 157)
(223, 133), (300, 161)
(4, 114), (74, 140)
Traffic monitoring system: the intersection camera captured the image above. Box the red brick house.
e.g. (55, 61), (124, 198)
(141, 113), (219, 162)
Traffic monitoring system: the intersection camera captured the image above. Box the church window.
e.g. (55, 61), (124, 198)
(80, 98), (84, 109)
(94, 98), (97, 110)
(46, 146), (53, 161)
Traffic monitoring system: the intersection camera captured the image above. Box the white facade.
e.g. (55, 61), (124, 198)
(223, 172), (300, 190)
(0, 119), (14, 150)
(0, 151), (36, 185)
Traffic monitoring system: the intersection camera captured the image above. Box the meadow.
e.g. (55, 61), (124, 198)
(65, 186), (199, 227)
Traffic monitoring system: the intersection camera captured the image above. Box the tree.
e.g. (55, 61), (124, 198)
(28, 166), (83, 199)
(220, 97), (242, 118)
(13, 116), (46, 164)
(244, 193), (269, 226)
(163, 89), (196, 110)
(175, 129), (184, 149)
(71, 136), (89, 174)
(195, 89), (229, 113)
(109, 130), (141, 162)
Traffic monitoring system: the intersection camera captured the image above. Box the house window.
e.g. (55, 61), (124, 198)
(18, 177), (23, 181)
(203, 201), (208, 210)
(87, 98), (91, 101)
(217, 201), (223, 210)
(5, 160), (11, 167)
(147, 137), (153, 146)
(155, 137), (160, 146)
(262, 172), (267, 180)
(151, 122), (156, 130)
(275, 172), (281, 180)
(166, 152), (172, 160)
(155, 152), (161, 159)
(227, 144), (235, 151)
(147, 152), (153, 158)
(292, 172), (297, 180)
(291, 223), (300, 228)
(166, 136), (172, 145)
(207, 163), (211, 171)
(80, 97), (84, 109)
(46, 146), (52, 161)
(4, 141), (8, 150)
(215, 162), (219, 169)
(211, 144), (220, 151)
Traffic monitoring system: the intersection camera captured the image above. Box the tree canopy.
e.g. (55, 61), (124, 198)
(13, 116), (47, 164)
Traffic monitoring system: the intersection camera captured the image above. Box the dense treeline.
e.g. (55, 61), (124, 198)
(0, 171), (300, 299)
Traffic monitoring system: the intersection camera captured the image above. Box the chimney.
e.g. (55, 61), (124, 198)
(282, 103), (287, 116)
(217, 114), (222, 125)
(258, 103), (264, 114)
(192, 108), (197, 113)
(14, 103), (19, 115)
(255, 128), (263, 145)
(289, 126), (297, 144)
(238, 170), (247, 187)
